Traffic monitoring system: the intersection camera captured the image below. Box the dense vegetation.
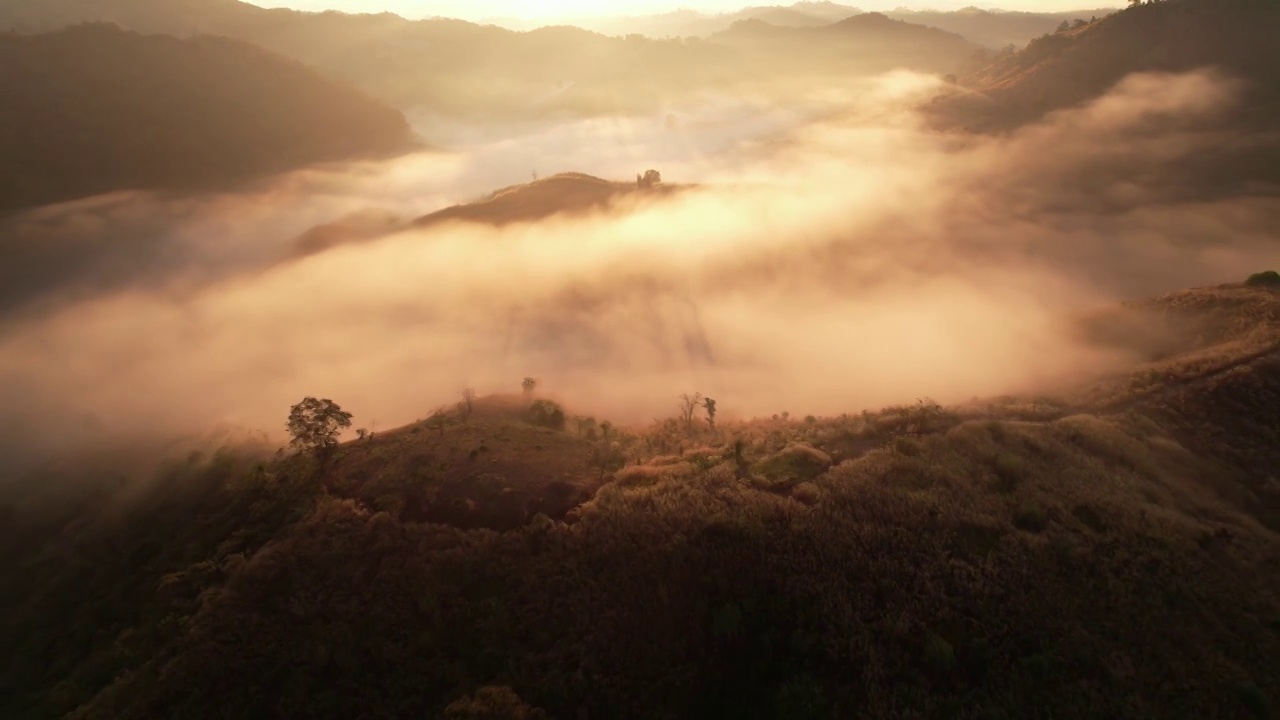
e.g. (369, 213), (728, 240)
(4, 281), (1278, 719)
(0, 24), (412, 212)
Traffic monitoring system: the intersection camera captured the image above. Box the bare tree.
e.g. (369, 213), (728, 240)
(678, 392), (702, 434)
(461, 388), (477, 420)
(522, 377), (539, 400)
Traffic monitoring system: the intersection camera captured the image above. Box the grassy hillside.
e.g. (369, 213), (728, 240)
(4, 279), (1279, 719)
(931, 0), (1280, 131)
(0, 24), (412, 212)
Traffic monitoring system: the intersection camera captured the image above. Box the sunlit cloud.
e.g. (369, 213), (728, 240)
(1, 69), (1277, 478)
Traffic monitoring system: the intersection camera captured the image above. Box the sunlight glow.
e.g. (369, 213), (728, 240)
(247, 1), (1128, 22)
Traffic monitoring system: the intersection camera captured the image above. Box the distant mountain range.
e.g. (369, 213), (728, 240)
(487, 3), (1122, 49)
(0, 23), (412, 213)
(0, 0), (988, 117)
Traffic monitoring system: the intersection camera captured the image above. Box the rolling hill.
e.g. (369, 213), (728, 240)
(283, 173), (690, 259)
(0, 23), (413, 213)
(4, 276), (1279, 719)
(0, 0), (988, 118)
(932, 0), (1280, 131)
(923, 0), (1280, 198)
(501, 3), (1121, 49)
(888, 7), (1120, 49)
(412, 173), (688, 229)
(704, 12), (985, 80)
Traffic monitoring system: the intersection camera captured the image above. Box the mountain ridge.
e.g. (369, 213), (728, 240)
(0, 23), (414, 213)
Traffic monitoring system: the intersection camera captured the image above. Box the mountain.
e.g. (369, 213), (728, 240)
(5, 277), (1279, 718)
(711, 12), (984, 76)
(0, 0), (982, 118)
(489, 4), (859, 36)
(885, 7), (1120, 49)
(0, 24), (412, 213)
(933, 0), (1280, 131)
(490, 4), (1120, 49)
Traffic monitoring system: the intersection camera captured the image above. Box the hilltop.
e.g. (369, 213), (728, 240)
(413, 173), (689, 229)
(0, 24), (412, 213)
(285, 173), (690, 258)
(4, 277), (1279, 718)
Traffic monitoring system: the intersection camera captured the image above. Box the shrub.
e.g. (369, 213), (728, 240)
(524, 399), (566, 430)
(752, 443), (833, 482)
(1234, 682), (1274, 719)
(1013, 503), (1050, 533)
(443, 686), (548, 720)
(992, 453), (1025, 493)
(923, 632), (957, 675)
(1245, 270), (1280, 288)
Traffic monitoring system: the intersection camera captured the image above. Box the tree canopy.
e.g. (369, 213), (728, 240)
(287, 397), (353, 455)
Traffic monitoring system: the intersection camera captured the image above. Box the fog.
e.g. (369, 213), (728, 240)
(2, 69), (1278, 479)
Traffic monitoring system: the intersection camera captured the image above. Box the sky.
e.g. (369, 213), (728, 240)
(248, 1), (1125, 22)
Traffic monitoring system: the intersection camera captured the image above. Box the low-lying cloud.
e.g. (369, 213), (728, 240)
(2, 69), (1278, 480)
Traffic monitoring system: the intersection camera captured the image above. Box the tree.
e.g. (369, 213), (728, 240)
(461, 388), (477, 419)
(526, 399), (566, 430)
(638, 169), (662, 188)
(1245, 270), (1280, 287)
(1056, 20), (1070, 32)
(703, 397), (717, 432)
(286, 397), (352, 457)
(678, 392), (702, 434)
(522, 377), (539, 400)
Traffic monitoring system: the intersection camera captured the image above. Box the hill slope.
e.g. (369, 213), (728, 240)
(4, 280), (1279, 719)
(887, 7), (1119, 50)
(0, 24), (412, 212)
(711, 12), (983, 75)
(932, 0), (1280, 131)
(412, 173), (687, 229)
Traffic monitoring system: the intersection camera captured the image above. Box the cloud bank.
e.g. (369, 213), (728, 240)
(2, 70), (1278, 479)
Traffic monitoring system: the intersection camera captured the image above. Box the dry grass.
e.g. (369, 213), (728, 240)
(5, 284), (1280, 719)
